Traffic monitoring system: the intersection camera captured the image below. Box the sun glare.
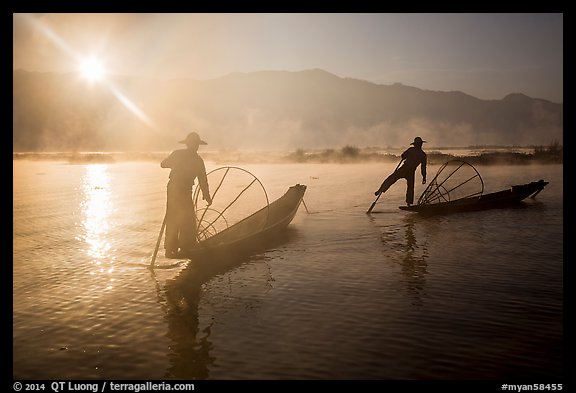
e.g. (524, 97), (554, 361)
(80, 57), (106, 82)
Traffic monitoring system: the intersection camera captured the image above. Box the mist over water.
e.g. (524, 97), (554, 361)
(13, 157), (563, 379)
(13, 69), (563, 152)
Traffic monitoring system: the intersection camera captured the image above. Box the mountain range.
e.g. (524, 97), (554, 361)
(13, 69), (563, 151)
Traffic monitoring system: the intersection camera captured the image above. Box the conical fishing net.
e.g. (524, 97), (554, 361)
(193, 166), (269, 242)
(418, 160), (484, 205)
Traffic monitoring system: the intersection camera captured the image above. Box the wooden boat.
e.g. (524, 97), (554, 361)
(395, 159), (548, 216)
(188, 184), (306, 260)
(399, 179), (548, 215)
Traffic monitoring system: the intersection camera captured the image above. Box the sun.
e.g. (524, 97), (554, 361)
(79, 57), (106, 82)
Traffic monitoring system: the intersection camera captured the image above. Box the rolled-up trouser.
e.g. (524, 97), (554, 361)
(164, 182), (197, 252)
(377, 167), (416, 205)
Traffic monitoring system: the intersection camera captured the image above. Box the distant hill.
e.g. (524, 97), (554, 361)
(13, 69), (563, 151)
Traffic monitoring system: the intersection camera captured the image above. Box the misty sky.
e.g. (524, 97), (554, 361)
(13, 13), (563, 103)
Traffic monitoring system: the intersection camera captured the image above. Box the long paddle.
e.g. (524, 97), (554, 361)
(366, 158), (404, 214)
(150, 213), (166, 268)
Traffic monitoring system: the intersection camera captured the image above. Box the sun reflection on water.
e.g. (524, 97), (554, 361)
(79, 164), (116, 289)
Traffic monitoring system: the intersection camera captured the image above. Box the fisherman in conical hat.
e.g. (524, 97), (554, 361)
(161, 132), (212, 258)
(375, 136), (427, 206)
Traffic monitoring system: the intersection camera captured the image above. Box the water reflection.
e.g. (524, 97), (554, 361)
(399, 216), (429, 306)
(160, 268), (214, 379)
(156, 229), (299, 379)
(377, 215), (429, 306)
(157, 253), (255, 379)
(78, 164), (115, 288)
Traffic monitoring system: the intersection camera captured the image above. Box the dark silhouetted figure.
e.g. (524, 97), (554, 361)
(161, 132), (212, 258)
(375, 137), (427, 206)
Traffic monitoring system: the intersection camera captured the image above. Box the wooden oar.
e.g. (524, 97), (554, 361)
(366, 193), (382, 214)
(150, 213), (166, 268)
(366, 158), (404, 214)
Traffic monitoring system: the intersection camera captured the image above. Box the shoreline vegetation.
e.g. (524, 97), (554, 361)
(13, 142), (563, 165)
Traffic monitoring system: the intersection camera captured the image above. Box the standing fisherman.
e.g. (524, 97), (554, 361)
(161, 132), (212, 258)
(375, 137), (427, 206)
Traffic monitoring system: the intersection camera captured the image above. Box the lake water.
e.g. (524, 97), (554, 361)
(12, 158), (564, 380)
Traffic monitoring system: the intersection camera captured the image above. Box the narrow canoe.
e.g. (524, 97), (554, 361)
(399, 180), (548, 216)
(188, 184), (306, 261)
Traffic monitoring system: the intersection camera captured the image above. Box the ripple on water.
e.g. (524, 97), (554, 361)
(13, 161), (563, 379)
